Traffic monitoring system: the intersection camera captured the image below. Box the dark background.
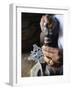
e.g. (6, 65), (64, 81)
(21, 13), (43, 53)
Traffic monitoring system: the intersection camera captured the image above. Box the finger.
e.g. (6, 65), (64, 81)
(44, 15), (48, 23)
(44, 56), (50, 63)
(44, 56), (54, 66)
(40, 16), (45, 31)
(42, 50), (53, 58)
(42, 49), (59, 62)
(40, 16), (45, 25)
(43, 46), (59, 54)
(49, 60), (54, 66)
(40, 15), (48, 31)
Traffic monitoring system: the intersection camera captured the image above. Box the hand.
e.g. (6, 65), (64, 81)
(42, 45), (63, 67)
(40, 15), (48, 32)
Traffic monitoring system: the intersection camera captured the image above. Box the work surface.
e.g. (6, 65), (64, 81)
(21, 53), (37, 77)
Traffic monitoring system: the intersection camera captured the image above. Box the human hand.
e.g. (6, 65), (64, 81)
(40, 15), (48, 32)
(42, 45), (63, 67)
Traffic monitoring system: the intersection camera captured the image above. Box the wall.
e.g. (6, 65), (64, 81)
(0, 0), (72, 89)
